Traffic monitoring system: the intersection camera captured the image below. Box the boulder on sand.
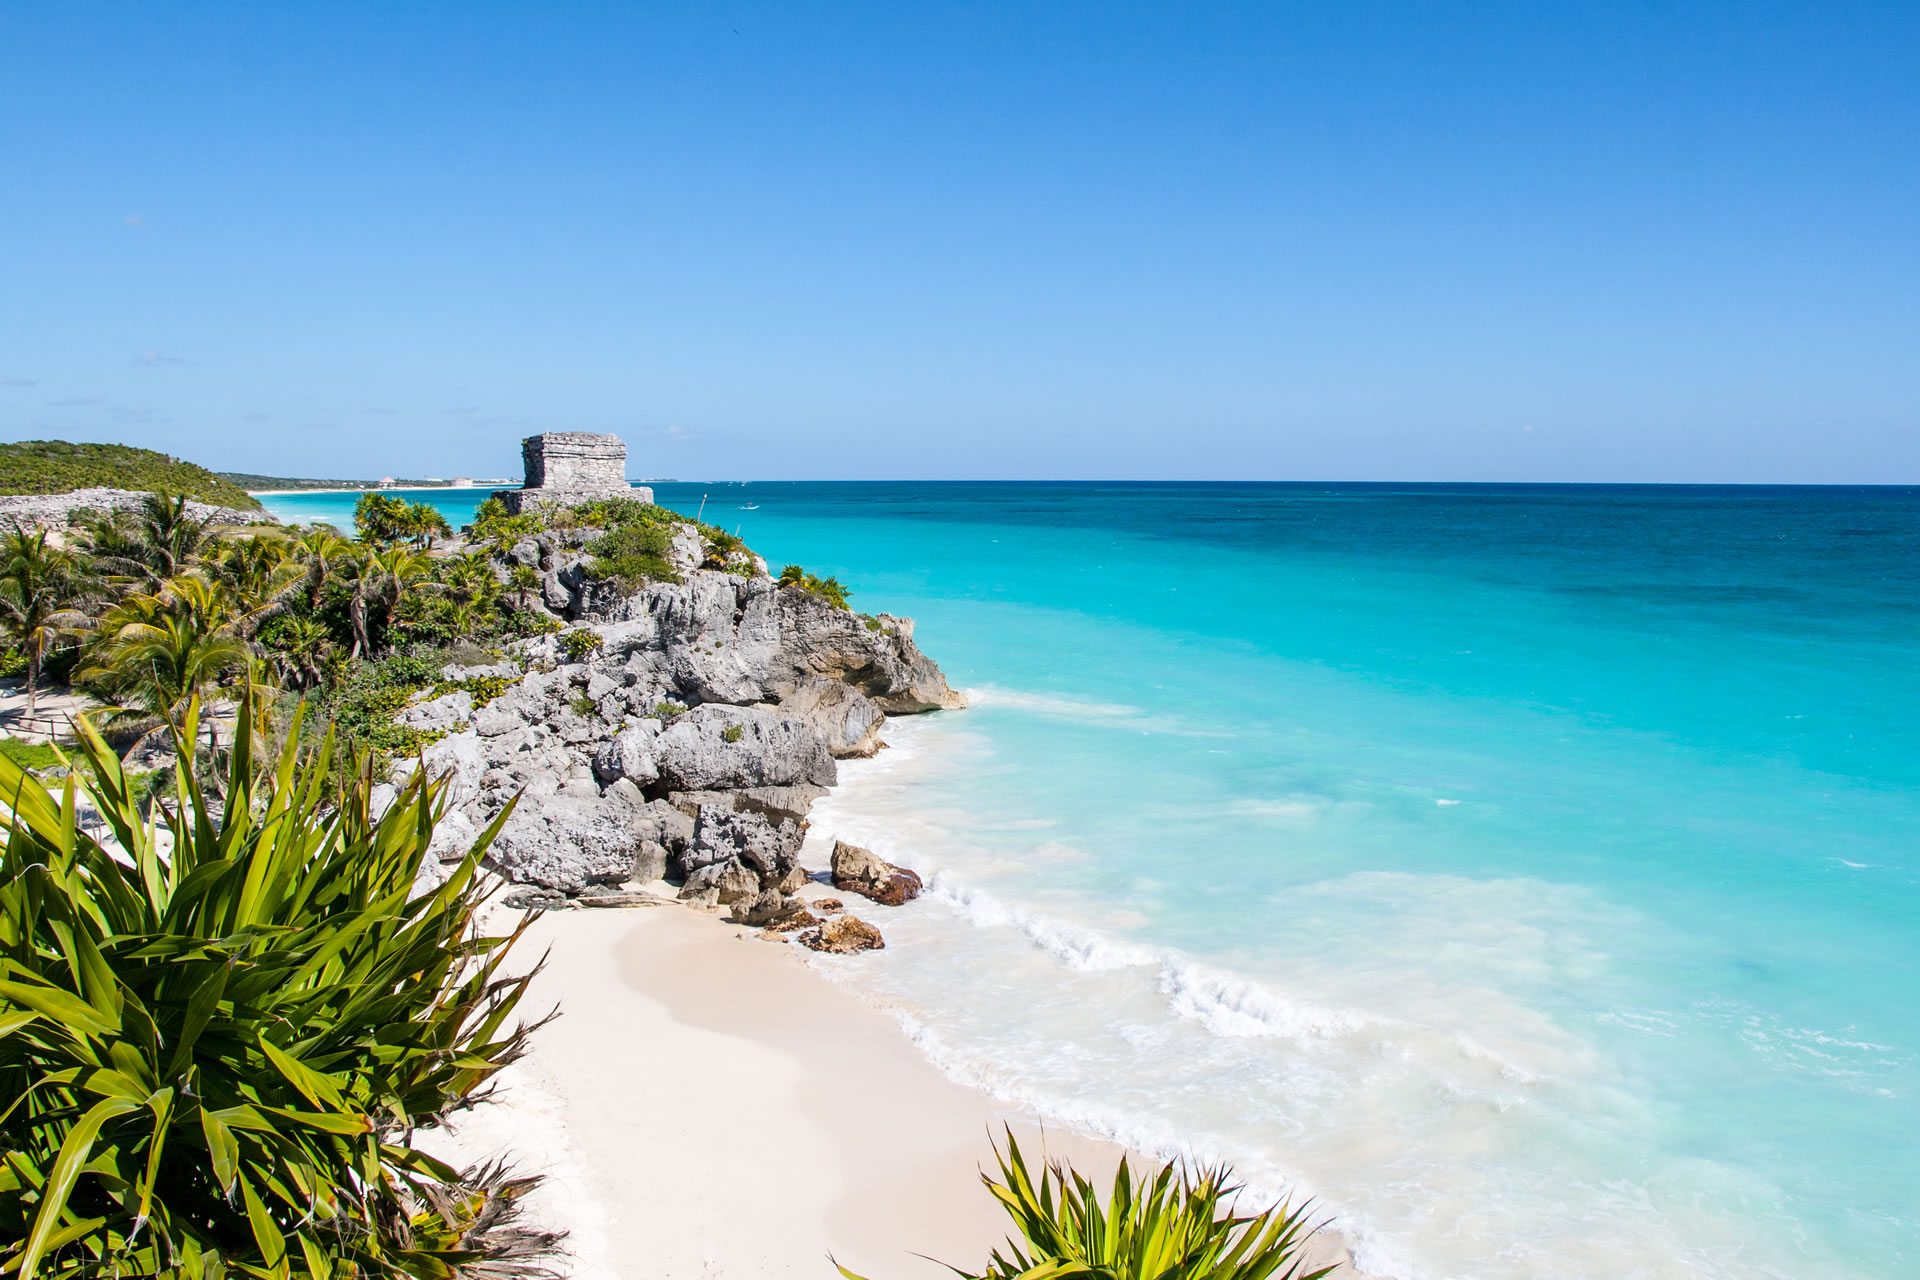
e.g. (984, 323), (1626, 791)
(729, 890), (814, 929)
(682, 803), (805, 888)
(800, 915), (886, 954)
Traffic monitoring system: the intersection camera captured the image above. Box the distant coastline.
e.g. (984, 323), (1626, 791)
(246, 482), (515, 496)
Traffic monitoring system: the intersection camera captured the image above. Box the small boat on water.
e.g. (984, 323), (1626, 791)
(739, 502), (760, 510)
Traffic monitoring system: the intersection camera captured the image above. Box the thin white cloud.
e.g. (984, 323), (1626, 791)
(0, 377), (37, 388)
(47, 396), (103, 407)
(136, 350), (188, 366)
(446, 404), (527, 430)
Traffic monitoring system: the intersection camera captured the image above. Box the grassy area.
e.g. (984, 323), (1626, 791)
(0, 440), (263, 509)
(0, 737), (63, 771)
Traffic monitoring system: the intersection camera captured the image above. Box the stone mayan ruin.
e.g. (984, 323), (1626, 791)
(495, 432), (651, 513)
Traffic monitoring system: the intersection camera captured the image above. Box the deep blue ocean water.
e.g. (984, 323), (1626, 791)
(261, 482), (1920, 1279)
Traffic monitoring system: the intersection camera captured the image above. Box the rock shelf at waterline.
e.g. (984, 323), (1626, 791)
(393, 510), (963, 929)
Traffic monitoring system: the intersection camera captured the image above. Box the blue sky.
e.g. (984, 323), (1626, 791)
(2, 1), (1915, 482)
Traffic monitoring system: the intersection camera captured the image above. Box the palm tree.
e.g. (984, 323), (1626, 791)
(261, 615), (335, 690)
(211, 532), (302, 631)
(0, 528), (95, 715)
(81, 491), (215, 587)
(347, 544), (434, 658)
(507, 562), (541, 612)
(293, 524), (355, 610)
(399, 501), (453, 551)
(79, 572), (253, 744)
(352, 492), (411, 543)
(439, 550), (500, 632)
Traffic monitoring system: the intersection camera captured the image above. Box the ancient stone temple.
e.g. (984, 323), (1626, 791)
(494, 432), (651, 513)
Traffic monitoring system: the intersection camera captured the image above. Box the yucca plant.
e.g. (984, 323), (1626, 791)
(841, 1130), (1334, 1280)
(0, 686), (557, 1279)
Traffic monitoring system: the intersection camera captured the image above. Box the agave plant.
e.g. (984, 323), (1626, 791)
(841, 1130), (1334, 1280)
(0, 687), (557, 1279)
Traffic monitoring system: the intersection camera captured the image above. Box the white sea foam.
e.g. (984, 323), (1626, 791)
(1227, 796), (1323, 821)
(1157, 956), (1372, 1040)
(964, 685), (1146, 719)
(797, 691), (1876, 1280)
(929, 877), (1161, 971)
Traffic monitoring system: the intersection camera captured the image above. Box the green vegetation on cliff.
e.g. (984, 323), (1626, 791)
(0, 440), (262, 510)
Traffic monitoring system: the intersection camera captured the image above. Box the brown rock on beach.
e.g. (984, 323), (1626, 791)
(800, 915), (886, 953)
(830, 840), (923, 907)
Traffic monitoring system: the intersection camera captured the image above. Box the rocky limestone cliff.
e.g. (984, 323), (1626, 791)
(0, 488), (263, 528)
(395, 521), (962, 908)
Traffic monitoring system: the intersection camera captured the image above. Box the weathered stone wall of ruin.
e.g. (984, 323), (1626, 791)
(522, 432), (627, 490)
(494, 432), (645, 513)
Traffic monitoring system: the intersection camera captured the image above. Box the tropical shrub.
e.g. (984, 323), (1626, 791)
(468, 499), (541, 551)
(0, 693), (556, 1279)
(777, 564), (851, 610)
(556, 630), (602, 664)
(582, 523), (676, 591)
(436, 673), (514, 709)
(699, 528), (743, 570)
(321, 653), (445, 757)
(838, 1131), (1332, 1280)
(352, 493), (412, 544)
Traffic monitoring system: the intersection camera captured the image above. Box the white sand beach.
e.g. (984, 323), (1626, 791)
(423, 901), (1360, 1280)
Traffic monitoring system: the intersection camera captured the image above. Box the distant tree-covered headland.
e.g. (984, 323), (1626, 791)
(213, 471), (377, 491)
(218, 474), (502, 491)
(0, 440), (262, 510)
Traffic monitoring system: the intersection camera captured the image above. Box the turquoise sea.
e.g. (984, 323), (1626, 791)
(260, 482), (1920, 1279)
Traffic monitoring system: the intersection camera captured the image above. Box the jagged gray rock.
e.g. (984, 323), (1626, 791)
(681, 802), (805, 884)
(651, 703), (836, 792)
(575, 572), (965, 713)
(780, 677), (885, 758)
(729, 891), (813, 929)
(0, 488), (260, 528)
(395, 689), (472, 732)
(631, 840), (670, 883)
(486, 777), (654, 891)
(681, 860), (760, 903)
(664, 784), (826, 827)
(387, 488), (964, 910)
(592, 721), (661, 784)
